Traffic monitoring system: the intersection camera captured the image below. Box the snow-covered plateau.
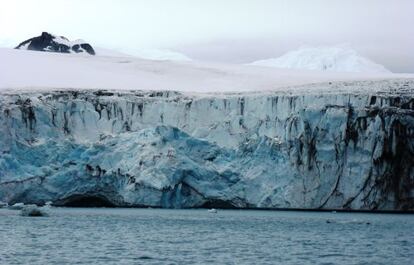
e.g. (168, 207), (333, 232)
(0, 48), (413, 210)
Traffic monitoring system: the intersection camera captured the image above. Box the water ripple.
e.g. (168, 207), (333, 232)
(0, 208), (413, 264)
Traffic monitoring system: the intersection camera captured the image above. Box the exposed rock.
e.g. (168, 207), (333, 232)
(15, 32), (95, 55)
(0, 80), (413, 211)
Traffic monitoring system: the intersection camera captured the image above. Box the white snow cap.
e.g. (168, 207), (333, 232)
(249, 45), (391, 74)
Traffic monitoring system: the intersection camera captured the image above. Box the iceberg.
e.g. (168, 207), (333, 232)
(20, 205), (48, 217)
(249, 46), (391, 73)
(8, 202), (25, 210)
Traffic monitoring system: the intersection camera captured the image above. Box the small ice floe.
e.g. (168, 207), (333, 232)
(326, 219), (371, 225)
(43, 201), (53, 208)
(207, 208), (218, 214)
(20, 205), (48, 217)
(8, 202), (25, 210)
(0, 201), (8, 208)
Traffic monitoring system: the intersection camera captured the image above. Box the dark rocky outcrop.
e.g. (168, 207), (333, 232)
(15, 32), (95, 55)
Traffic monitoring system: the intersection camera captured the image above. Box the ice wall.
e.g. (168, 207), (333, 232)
(0, 80), (413, 210)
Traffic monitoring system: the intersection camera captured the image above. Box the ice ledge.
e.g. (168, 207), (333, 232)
(1, 79), (413, 97)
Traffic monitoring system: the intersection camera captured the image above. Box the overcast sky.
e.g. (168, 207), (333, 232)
(1, 0), (413, 72)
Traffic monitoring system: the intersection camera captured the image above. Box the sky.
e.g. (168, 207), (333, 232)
(1, 0), (413, 72)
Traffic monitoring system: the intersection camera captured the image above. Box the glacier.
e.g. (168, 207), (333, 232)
(0, 79), (413, 211)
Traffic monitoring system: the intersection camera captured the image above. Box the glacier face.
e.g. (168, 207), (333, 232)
(0, 80), (413, 210)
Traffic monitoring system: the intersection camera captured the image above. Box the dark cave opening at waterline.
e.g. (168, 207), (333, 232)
(60, 195), (115, 207)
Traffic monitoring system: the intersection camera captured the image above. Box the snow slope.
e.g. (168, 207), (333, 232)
(124, 48), (192, 62)
(250, 46), (391, 74)
(94, 47), (192, 61)
(1, 48), (412, 93)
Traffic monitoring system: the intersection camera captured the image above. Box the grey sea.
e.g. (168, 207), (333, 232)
(0, 208), (412, 264)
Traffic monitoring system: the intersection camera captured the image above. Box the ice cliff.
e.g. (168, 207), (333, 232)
(0, 79), (413, 211)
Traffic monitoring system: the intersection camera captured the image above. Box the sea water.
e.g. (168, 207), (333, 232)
(0, 208), (412, 264)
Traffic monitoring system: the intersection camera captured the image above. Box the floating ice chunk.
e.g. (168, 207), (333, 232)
(326, 219), (371, 225)
(43, 201), (53, 208)
(20, 205), (48, 217)
(8, 203), (25, 210)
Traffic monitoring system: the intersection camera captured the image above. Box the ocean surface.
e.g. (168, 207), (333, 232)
(0, 208), (412, 264)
